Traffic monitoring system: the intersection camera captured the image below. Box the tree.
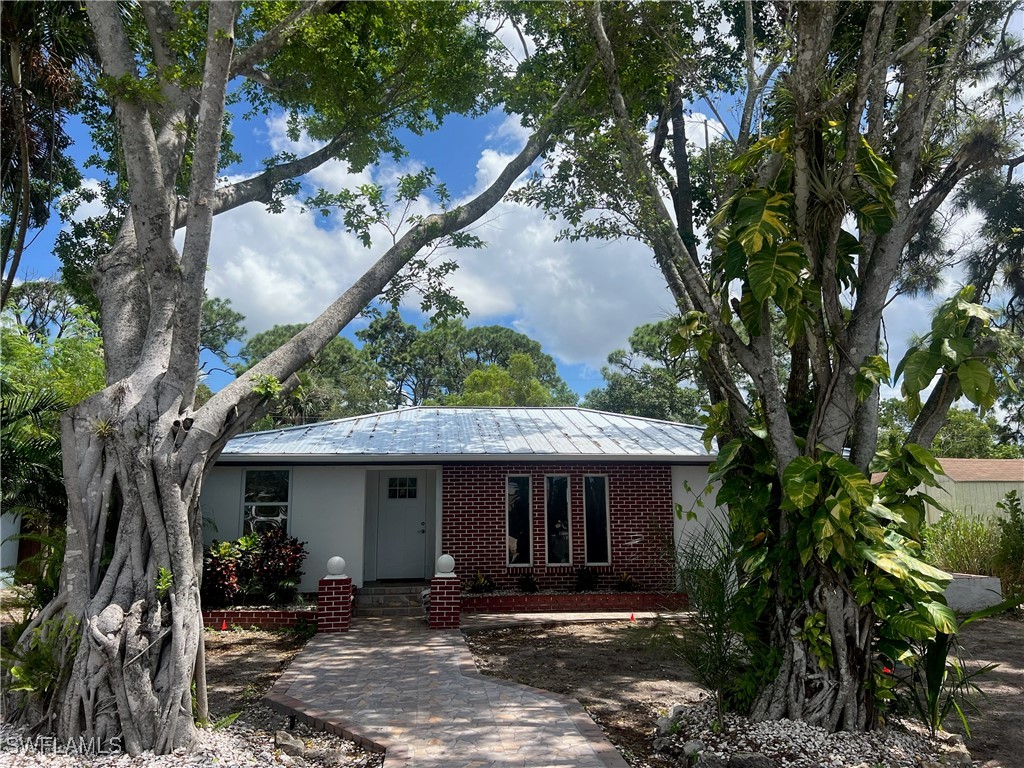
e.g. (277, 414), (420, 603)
(444, 352), (552, 406)
(356, 310), (577, 406)
(584, 319), (704, 422)
(516, 0), (1021, 730)
(198, 297), (246, 375)
(6, 2), (584, 753)
(235, 322), (390, 426)
(584, 366), (702, 423)
(1, 298), (105, 407)
(0, 1), (91, 308)
(878, 399), (1023, 459)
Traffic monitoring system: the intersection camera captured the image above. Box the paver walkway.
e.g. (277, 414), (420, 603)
(265, 616), (630, 768)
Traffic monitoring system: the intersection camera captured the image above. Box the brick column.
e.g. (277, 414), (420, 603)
(318, 576), (353, 632)
(428, 554), (460, 629)
(318, 556), (353, 632)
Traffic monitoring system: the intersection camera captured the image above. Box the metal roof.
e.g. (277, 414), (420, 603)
(218, 407), (714, 464)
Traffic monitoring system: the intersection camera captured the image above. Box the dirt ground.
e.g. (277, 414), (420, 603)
(202, 626), (313, 722)
(465, 618), (704, 767)
(946, 615), (1024, 768)
(464, 614), (1024, 768)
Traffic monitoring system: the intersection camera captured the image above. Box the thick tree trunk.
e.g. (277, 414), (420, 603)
(752, 568), (874, 731)
(8, 380), (207, 754)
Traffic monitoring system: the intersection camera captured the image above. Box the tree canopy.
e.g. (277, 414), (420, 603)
(3, 1), (584, 753)
(510, 0), (1023, 730)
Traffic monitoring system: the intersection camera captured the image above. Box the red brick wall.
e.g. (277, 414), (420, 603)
(441, 463), (676, 591)
(202, 609), (316, 630)
(461, 592), (687, 613)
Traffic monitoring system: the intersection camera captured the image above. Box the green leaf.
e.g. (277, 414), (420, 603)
(855, 355), (891, 401)
(783, 456), (820, 508)
(712, 439), (743, 475)
(918, 600), (958, 635)
(904, 443), (945, 479)
(812, 508), (837, 538)
(824, 454), (875, 508)
(748, 240), (805, 305)
(886, 609), (937, 641)
(734, 190), (793, 255)
(898, 349), (942, 395)
(856, 138), (897, 190)
(956, 359), (996, 410)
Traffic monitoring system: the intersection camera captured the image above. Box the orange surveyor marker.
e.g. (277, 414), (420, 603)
(629, 613), (636, 623)
(220, 618), (228, 631)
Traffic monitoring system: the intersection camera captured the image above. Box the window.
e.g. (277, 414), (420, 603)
(243, 469), (290, 534)
(506, 476), (531, 565)
(584, 475), (610, 564)
(387, 476), (418, 499)
(545, 475), (570, 564)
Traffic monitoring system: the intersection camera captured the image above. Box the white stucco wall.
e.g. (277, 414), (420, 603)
(199, 465), (368, 591)
(289, 466), (366, 591)
(671, 464), (724, 551)
(201, 467), (244, 542)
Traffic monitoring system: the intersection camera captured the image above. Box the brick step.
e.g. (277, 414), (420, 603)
(358, 583), (428, 596)
(354, 594), (424, 608)
(355, 605), (425, 618)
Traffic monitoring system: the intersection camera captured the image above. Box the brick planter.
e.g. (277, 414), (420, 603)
(461, 592), (687, 613)
(202, 608), (316, 630)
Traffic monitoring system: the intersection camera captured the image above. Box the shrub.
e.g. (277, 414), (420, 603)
(994, 490), (1024, 598)
(465, 571), (496, 593)
(1, 615), (80, 717)
(201, 529), (308, 608)
(574, 566), (599, 591)
(614, 572), (639, 592)
(674, 520), (743, 722)
(516, 574), (539, 593)
(243, 527), (307, 604)
(203, 541), (240, 608)
(922, 510), (999, 576)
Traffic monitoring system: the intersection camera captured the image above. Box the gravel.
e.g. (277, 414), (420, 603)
(655, 700), (974, 768)
(0, 705), (384, 768)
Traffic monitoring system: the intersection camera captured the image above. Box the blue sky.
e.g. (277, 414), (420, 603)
(16, 30), (1005, 406)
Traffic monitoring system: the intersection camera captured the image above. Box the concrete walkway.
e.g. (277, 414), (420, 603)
(265, 616), (631, 768)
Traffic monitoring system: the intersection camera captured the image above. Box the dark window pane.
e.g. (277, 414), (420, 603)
(584, 476), (609, 564)
(546, 476), (570, 564)
(244, 470), (289, 503)
(507, 476), (531, 565)
(387, 477), (418, 499)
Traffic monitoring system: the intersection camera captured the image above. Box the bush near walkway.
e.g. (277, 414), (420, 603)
(202, 529), (308, 608)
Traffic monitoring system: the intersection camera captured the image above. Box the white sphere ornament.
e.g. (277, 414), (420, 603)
(435, 554), (456, 574)
(326, 556), (347, 576)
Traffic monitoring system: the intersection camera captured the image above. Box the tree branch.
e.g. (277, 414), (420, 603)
(165, 2), (239, 408)
(186, 62), (591, 462)
(229, 1), (333, 79)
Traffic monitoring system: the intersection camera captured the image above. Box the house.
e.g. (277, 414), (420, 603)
(923, 458), (1023, 523)
(200, 406), (719, 593)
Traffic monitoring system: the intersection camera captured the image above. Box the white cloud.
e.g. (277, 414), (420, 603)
(199, 113), (678, 375)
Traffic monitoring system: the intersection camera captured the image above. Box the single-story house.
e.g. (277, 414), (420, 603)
(921, 458), (1023, 523)
(200, 406), (720, 593)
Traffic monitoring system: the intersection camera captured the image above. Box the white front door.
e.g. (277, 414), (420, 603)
(376, 470), (427, 579)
